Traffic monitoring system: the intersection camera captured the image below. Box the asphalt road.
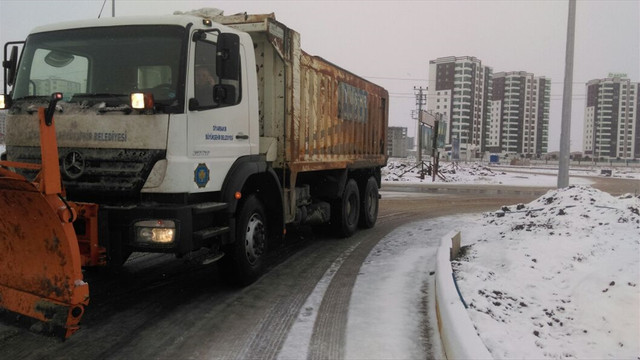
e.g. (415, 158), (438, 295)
(0, 178), (634, 359)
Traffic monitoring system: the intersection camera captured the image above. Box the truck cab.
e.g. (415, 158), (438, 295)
(1, 14), (277, 276)
(3, 15), (257, 198)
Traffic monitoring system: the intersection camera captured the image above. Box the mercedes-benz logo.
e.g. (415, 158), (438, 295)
(63, 151), (85, 179)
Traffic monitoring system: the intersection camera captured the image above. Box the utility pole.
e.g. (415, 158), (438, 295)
(414, 86), (427, 164)
(558, 0), (576, 188)
(432, 114), (440, 182)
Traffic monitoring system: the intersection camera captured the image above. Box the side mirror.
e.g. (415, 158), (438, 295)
(213, 84), (236, 105)
(4, 46), (19, 86)
(216, 33), (240, 81)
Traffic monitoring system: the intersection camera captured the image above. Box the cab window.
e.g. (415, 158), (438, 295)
(192, 37), (241, 110)
(28, 49), (88, 99)
(194, 40), (217, 108)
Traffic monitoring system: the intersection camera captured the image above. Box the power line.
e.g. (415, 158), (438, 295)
(365, 74), (600, 85)
(388, 92), (588, 99)
(365, 76), (428, 81)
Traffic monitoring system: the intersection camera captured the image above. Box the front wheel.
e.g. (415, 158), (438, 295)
(221, 194), (268, 286)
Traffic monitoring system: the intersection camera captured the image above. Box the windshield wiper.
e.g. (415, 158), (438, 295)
(97, 103), (132, 114)
(70, 93), (128, 100)
(13, 95), (51, 102)
(69, 93), (130, 110)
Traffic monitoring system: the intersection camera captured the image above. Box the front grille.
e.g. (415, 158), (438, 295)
(7, 146), (166, 202)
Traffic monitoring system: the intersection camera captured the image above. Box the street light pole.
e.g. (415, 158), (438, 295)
(558, 0), (576, 188)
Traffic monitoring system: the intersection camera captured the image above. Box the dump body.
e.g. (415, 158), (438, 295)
(222, 15), (389, 174)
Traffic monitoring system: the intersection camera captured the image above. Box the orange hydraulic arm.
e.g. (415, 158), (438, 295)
(0, 94), (102, 337)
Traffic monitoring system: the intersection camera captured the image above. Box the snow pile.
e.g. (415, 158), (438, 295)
(383, 159), (505, 183)
(491, 165), (640, 181)
(381, 159), (598, 187)
(609, 168), (640, 180)
(452, 186), (640, 359)
(439, 163), (503, 183)
(173, 8), (224, 18)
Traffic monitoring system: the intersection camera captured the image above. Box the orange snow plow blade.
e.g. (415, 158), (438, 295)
(0, 104), (90, 338)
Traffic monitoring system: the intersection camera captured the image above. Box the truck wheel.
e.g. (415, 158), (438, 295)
(359, 176), (379, 229)
(222, 194), (268, 286)
(333, 179), (360, 238)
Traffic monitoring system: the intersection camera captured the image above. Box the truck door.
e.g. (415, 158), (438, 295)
(187, 34), (250, 191)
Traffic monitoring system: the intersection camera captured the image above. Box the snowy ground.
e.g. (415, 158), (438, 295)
(346, 214), (460, 359)
(364, 160), (639, 359)
(383, 157), (640, 186)
(0, 150), (636, 358)
(450, 186), (639, 359)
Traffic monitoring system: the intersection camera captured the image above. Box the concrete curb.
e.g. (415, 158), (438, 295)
(435, 230), (493, 359)
(382, 182), (549, 197)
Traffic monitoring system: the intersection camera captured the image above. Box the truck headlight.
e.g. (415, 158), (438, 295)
(130, 92), (154, 110)
(134, 220), (176, 244)
(0, 94), (9, 109)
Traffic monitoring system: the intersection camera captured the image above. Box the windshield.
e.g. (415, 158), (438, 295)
(12, 25), (186, 112)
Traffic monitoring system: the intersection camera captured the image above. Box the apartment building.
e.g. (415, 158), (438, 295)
(583, 76), (639, 160)
(387, 126), (408, 158)
(427, 56), (492, 159)
(489, 71), (550, 157)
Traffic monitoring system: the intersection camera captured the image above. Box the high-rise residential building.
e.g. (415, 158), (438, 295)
(427, 56), (492, 159)
(406, 136), (415, 151)
(489, 71), (550, 157)
(387, 126), (408, 158)
(583, 76), (639, 160)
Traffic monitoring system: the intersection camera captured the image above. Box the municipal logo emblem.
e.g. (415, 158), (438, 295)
(194, 163), (210, 188)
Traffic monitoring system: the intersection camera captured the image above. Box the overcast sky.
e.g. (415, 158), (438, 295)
(1, 0), (638, 152)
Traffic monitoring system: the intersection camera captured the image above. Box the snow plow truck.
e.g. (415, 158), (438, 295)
(0, 9), (388, 337)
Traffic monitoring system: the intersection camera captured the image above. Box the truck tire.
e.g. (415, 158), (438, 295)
(222, 194), (268, 286)
(359, 176), (379, 229)
(332, 178), (360, 238)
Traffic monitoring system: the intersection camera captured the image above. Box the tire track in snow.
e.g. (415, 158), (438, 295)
(306, 226), (396, 360)
(277, 243), (359, 360)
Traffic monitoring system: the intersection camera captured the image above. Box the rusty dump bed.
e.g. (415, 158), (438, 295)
(294, 53), (389, 172)
(222, 14), (389, 173)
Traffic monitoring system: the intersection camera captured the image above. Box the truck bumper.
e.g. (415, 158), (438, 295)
(101, 201), (231, 256)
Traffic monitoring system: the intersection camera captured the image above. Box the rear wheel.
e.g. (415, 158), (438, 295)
(359, 176), (379, 229)
(332, 179), (360, 238)
(222, 194), (267, 286)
